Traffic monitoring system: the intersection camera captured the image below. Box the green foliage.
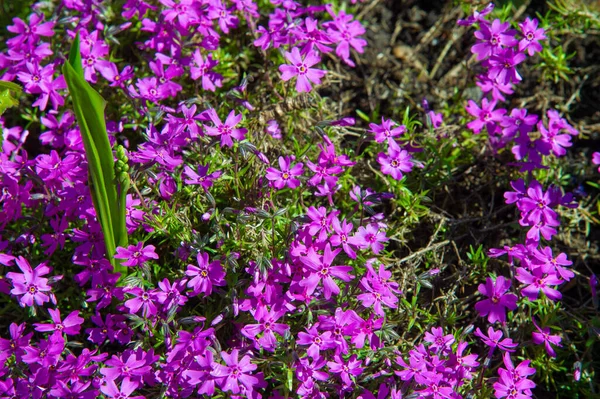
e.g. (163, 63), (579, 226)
(62, 33), (129, 276)
(535, 45), (575, 83)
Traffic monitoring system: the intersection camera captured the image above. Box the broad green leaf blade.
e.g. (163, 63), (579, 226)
(62, 32), (127, 275)
(0, 81), (22, 119)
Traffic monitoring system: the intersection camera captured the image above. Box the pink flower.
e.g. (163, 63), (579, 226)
(518, 17), (546, 56)
(33, 309), (84, 336)
(279, 47), (327, 93)
(204, 109), (247, 148)
(377, 140), (413, 181)
(353, 224), (389, 255)
(241, 309), (289, 352)
(100, 378), (144, 399)
(532, 319), (562, 357)
(297, 325), (336, 359)
(592, 152), (600, 172)
(368, 117), (406, 143)
(211, 349), (260, 394)
(465, 98), (506, 134)
(266, 156), (304, 190)
(114, 242), (159, 267)
(299, 244), (354, 300)
(327, 354), (363, 387)
(6, 256), (55, 307)
(185, 252), (226, 297)
(474, 327), (518, 354)
(474, 276), (518, 324)
(190, 50), (222, 92)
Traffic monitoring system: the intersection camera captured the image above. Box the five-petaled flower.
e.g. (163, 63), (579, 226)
(474, 276), (518, 324)
(185, 252), (226, 297)
(6, 256), (55, 307)
(279, 47), (327, 93)
(266, 156), (304, 190)
(115, 242), (159, 268)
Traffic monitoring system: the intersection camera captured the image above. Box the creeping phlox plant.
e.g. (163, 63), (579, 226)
(0, 1), (598, 399)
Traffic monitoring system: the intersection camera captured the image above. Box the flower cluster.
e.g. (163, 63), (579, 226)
(369, 117), (415, 181)
(461, 6), (578, 172)
(395, 326), (479, 397)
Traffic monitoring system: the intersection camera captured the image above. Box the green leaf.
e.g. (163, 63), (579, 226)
(0, 81), (22, 130)
(62, 32), (127, 276)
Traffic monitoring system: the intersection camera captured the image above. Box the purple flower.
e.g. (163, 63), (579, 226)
(474, 276), (518, 324)
(297, 324), (336, 359)
(532, 246), (574, 281)
(518, 180), (559, 226)
(124, 287), (159, 318)
(532, 319), (562, 357)
(266, 156), (304, 190)
(159, 0), (199, 30)
(7, 14), (55, 48)
(185, 252), (226, 296)
(471, 19), (518, 61)
(501, 108), (538, 139)
(6, 256), (54, 307)
(368, 117), (406, 143)
(516, 265), (562, 301)
(493, 353), (536, 399)
(424, 326), (455, 353)
(156, 278), (188, 309)
(22, 333), (64, 367)
(518, 17), (546, 56)
(539, 120), (573, 157)
(353, 224), (389, 255)
(477, 74), (514, 102)
(593, 152), (600, 173)
(204, 109), (247, 148)
(168, 104), (204, 139)
(211, 349), (259, 394)
(458, 3), (495, 26)
(183, 164), (222, 190)
(474, 327), (518, 354)
(33, 308), (84, 336)
(265, 119), (282, 139)
(40, 216), (68, 256)
(377, 140), (413, 181)
(100, 378), (144, 399)
(190, 51), (222, 92)
(327, 354), (363, 387)
(39, 111), (77, 148)
(330, 217), (358, 259)
(299, 244), (354, 299)
(304, 206), (337, 241)
(465, 98), (506, 134)
(114, 242), (159, 267)
(325, 10), (367, 67)
(122, 0), (156, 19)
(100, 349), (153, 383)
(488, 48), (526, 85)
(279, 47), (327, 93)
(427, 111), (443, 129)
(357, 262), (400, 316)
(0, 323), (32, 363)
(241, 309), (289, 352)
